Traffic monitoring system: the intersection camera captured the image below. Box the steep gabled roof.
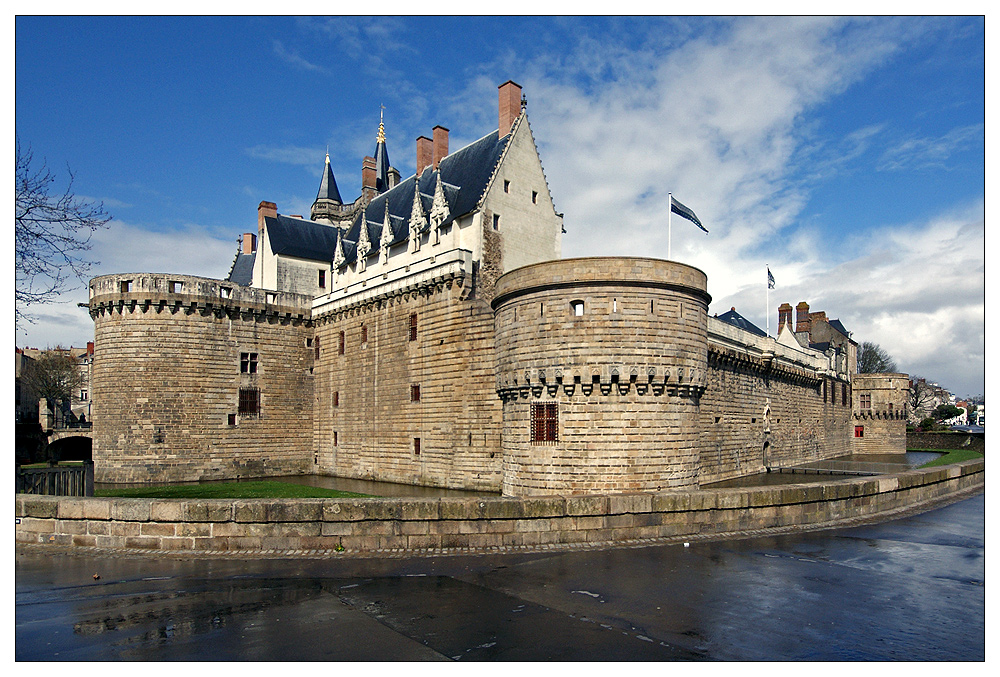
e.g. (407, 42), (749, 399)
(828, 318), (850, 338)
(227, 251), (256, 286)
(266, 214), (342, 262)
(716, 307), (767, 338)
(337, 128), (511, 267)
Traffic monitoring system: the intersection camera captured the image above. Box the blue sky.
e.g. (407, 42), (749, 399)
(13, 16), (985, 397)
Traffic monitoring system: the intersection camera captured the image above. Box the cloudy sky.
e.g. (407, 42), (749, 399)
(13, 16), (985, 397)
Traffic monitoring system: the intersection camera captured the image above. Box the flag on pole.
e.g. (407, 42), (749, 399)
(767, 267), (775, 289)
(670, 196), (708, 233)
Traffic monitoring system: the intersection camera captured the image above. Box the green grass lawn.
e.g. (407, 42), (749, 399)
(914, 448), (984, 469)
(95, 480), (373, 499)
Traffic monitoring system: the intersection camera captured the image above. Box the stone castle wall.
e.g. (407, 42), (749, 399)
(312, 258), (502, 492)
(89, 274), (315, 483)
(699, 319), (853, 485)
(851, 373), (909, 454)
(492, 258), (712, 495)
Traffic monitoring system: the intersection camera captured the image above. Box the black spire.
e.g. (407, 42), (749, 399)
(316, 152), (343, 204)
(374, 106), (391, 194)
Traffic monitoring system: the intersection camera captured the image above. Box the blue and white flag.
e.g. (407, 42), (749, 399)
(670, 196), (708, 233)
(767, 267), (775, 289)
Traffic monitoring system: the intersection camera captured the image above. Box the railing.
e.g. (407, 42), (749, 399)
(16, 461), (94, 496)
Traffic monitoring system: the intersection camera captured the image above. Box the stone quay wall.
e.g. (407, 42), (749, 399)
(15, 459), (983, 555)
(491, 258), (712, 495)
(89, 273), (315, 483)
(907, 431), (985, 453)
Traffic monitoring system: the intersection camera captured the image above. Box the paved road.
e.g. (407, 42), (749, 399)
(16, 492), (984, 661)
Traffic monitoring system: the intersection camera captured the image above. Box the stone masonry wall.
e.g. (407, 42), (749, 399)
(89, 274), (314, 483)
(851, 373), (909, 454)
(492, 258), (711, 496)
(15, 459), (984, 554)
(312, 269), (502, 492)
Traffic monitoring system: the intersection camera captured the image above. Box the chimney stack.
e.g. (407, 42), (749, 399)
(432, 126), (449, 169)
(361, 156), (377, 202)
(795, 301), (811, 334)
(242, 232), (257, 254)
(416, 135), (433, 175)
(777, 303), (793, 334)
(498, 80), (522, 136)
(258, 201), (277, 241)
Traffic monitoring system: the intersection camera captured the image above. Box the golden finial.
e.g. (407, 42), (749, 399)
(377, 104), (386, 143)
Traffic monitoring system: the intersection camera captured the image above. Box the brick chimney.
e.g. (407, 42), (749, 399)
(777, 303), (793, 333)
(258, 201), (277, 241)
(416, 135), (433, 175)
(432, 126), (449, 169)
(361, 156), (377, 202)
(498, 80), (522, 136)
(795, 301), (811, 334)
(242, 232), (257, 254)
(86, 341), (94, 356)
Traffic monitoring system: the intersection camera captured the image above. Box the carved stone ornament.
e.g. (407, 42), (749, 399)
(380, 202), (393, 265)
(356, 214), (371, 272)
(408, 186), (427, 253)
(429, 172), (450, 245)
(332, 227), (345, 269)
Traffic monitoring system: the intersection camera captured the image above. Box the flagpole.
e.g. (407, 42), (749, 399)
(766, 264), (770, 337)
(667, 192), (672, 260)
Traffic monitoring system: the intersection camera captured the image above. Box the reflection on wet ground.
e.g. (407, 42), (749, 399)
(16, 492), (983, 661)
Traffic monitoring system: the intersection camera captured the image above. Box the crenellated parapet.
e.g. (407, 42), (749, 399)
(89, 273), (313, 326)
(496, 364), (707, 402)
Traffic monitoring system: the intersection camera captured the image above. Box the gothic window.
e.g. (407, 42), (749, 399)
(239, 387), (260, 418)
(531, 403), (558, 444)
(409, 313), (418, 341)
(240, 352), (258, 374)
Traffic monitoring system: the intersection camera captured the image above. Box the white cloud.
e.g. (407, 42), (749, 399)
(15, 219), (236, 350)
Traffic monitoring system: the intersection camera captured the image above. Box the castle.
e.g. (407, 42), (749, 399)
(87, 80), (909, 495)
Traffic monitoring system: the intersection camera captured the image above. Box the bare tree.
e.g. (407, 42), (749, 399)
(857, 341), (898, 373)
(15, 140), (111, 325)
(908, 376), (936, 420)
(19, 348), (83, 406)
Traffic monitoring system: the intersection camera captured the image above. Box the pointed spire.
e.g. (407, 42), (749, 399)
(332, 227), (345, 269)
(373, 106), (391, 194)
(316, 152), (343, 204)
(408, 183), (427, 253)
(356, 212), (371, 272)
(429, 171), (451, 245)
(380, 202), (393, 265)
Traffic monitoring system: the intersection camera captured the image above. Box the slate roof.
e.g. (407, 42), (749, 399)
(337, 128), (511, 268)
(716, 307), (767, 337)
(316, 155), (343, 204)
(265, 214), (343, 261)
(227, 251), (256, 286)
(828, 318), (850, 338)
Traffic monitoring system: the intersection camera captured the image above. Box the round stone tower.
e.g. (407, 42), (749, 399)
(491, 257), (711, 496)
(88, 273), (315, 484)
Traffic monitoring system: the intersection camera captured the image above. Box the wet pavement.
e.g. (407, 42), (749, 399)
(16, 491), (984, 661)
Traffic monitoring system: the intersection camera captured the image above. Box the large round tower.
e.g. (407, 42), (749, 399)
(492, 258), (711, 496)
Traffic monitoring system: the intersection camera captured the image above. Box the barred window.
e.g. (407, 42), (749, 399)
(409, 313), (418, 341)
(531, 403), (558, 444)
(239, 387), (260, 418)
(240, 352), (258, 374)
